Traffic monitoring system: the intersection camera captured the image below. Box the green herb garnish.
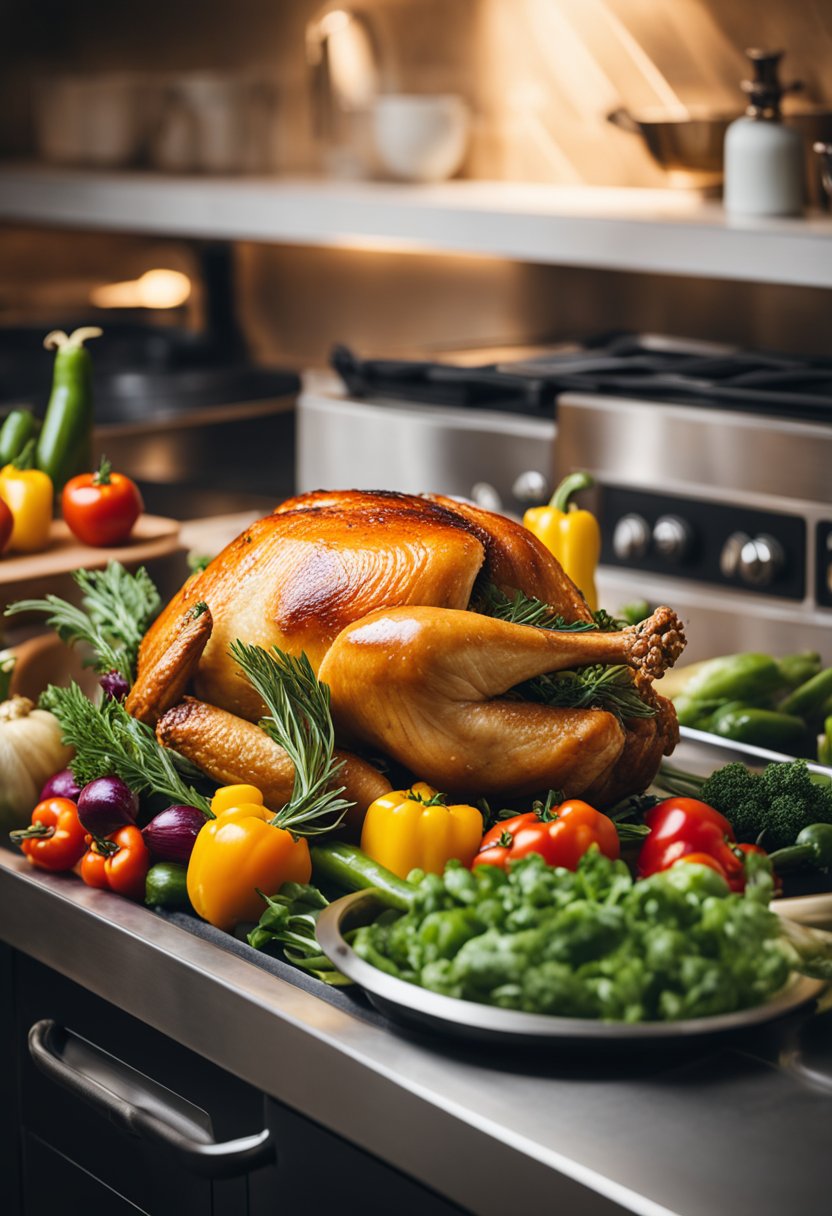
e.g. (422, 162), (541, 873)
(7, 563), (160, 683)
(40, 682), (212, 815)
(230, 641), (352, 836)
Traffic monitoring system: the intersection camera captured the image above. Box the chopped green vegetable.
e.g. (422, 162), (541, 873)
(40, 681), (212, 816)
(6, 562), (160, 683)
(351, 849), (791, 1021)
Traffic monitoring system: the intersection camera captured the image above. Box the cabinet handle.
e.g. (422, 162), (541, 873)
(28, 1019), (275, 1179)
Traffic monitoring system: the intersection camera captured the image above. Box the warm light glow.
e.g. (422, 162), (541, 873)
(90, 268), (191, 310)
(319, 9), (351, 38)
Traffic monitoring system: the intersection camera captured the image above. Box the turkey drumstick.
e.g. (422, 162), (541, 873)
(318, 604), (684, 798)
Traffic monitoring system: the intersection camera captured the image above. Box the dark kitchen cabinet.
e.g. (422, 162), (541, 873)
(0, 945), (467, 1216)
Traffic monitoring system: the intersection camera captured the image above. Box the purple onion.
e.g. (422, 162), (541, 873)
(77, 775), (139, 838)
(142, 804), (206, 863)
(40, 768), (82, 803)
(100, 670), (130, 702)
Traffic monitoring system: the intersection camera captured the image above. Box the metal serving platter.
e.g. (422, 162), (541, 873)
(317, 890), (826, 1047)
(675, 726), (832, 782)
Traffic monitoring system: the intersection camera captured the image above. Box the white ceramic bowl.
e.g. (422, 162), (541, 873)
(372, 94), (470, 183)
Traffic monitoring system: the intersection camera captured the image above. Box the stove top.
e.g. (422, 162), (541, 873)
(333, 334), (832, 424)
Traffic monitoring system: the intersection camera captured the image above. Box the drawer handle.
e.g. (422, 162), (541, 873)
(28, 1019), (275, 1179)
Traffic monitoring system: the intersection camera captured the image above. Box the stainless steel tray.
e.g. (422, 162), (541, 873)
(676, 725), (832, 779)
(317, 890), (826, 1046)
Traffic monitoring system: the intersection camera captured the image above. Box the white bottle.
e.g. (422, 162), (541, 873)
(724, 49), (804, 217)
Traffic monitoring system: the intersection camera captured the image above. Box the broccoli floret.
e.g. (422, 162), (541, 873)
(697, 759), (832, 847)
(698, 762), (759, 815)
(759, 759), (832, 828)
(762, 796), (813, 851)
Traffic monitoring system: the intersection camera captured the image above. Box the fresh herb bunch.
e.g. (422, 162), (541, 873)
(474, 584), (624, 632)
(247, 882), (351, 985)
(519, 664), (656, 721)
(40, 682), (212, 815)
(474, 584), (650, 721)
(230, 641), (352, 836)
(7, 563), (160, 683)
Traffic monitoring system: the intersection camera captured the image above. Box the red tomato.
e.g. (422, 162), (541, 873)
(62, 457), (143, 547)
(0, 494), (12, 554)
(474, 799), (620, 872)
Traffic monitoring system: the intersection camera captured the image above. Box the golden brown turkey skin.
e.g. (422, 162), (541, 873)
(134, 490), (594, 723)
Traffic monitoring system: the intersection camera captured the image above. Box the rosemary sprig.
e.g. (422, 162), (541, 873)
(518, 664), (656, 721)
(6, 563), (160, 683)
(473, 583), (625, 632)
(40, 682), (213, 815)
(230, 641), (352, 836)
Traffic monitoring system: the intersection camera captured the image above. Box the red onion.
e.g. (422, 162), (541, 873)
(99, 670), (130, 702)
(77, 775), (139, 838)
(142, 804), (206, 863)
(40, 768), (82, 803)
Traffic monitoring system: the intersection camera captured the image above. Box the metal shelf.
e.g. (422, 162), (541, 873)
(2, 163), (831, 287)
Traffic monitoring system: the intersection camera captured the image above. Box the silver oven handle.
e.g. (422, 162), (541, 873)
(28, 1019), (275, 1179)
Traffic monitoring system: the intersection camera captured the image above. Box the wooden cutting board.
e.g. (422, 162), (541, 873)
(0, 514), (181, 609)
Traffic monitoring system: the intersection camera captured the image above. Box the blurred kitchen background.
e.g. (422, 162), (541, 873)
(1, 0), (831, 658)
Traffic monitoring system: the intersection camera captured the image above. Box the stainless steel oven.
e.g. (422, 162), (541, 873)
(297, 334), (832, 660)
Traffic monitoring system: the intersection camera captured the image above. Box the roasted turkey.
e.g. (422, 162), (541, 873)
(127, 490), (685, 818)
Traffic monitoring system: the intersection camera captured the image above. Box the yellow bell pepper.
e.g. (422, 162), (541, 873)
(0, 441), (53, 553)
(187, 784), (312, 931)
(360, 781), (483, 879)
(523, 471), (600, 612)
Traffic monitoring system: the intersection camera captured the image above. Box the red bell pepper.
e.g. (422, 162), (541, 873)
(638, 796), (747, 890)
(474, 798), (620, 872)
(10, 796), (87, 872)
(80, 823), (150, 901)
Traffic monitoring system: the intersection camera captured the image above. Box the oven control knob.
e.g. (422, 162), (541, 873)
(612, 513), (651, 561)
(511, 469), (550, 505)
(653, 515), (692, 562)
(720, 531), (750, 580)
(470, 482), (503, 513)
(738, 534), (785, 588)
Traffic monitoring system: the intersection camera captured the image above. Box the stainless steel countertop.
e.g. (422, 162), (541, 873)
(1, 847), (829, 1216)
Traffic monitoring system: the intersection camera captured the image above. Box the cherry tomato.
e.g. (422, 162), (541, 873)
(0, 494), (12, 554)
(62, 456), (143, 547)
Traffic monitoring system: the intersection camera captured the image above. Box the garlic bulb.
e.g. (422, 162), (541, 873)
(0, 696), (73, 829)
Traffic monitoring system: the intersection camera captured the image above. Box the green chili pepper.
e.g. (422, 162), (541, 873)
(680, 653), (784, 705)
(779, 667), (832, 721)
(709, 705), (808, 750)
(0, 408), (40, 467)
(777, 651), (823, 690)
(36, 327), (102, 491)
(818, 716), (832, 768)
(616, 599), (650, 627)
(769, 823), (832, 873)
